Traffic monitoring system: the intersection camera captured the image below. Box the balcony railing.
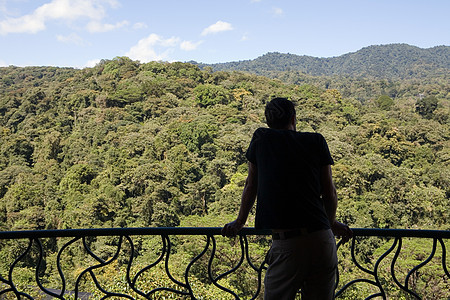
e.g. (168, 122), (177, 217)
(0, 227), (449, 299)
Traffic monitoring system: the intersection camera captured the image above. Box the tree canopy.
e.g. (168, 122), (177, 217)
(0, 57), (449, 298)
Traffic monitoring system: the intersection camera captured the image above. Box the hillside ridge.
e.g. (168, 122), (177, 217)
(194, 43), (450, 79)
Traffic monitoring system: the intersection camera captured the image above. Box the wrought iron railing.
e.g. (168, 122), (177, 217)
(0, 227), (449, 299)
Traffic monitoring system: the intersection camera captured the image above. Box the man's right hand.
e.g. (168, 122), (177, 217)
(331, 221), (353, 243)
(221, 219), (245, 237)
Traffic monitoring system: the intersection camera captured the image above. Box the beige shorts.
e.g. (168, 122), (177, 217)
(264, 229), (338, 300)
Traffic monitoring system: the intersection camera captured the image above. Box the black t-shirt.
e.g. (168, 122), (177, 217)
(246, 128), (334, 229)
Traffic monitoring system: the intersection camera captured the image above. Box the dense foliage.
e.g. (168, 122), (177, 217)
(196, 44), (450, 80)
(0, 55), (449, 298)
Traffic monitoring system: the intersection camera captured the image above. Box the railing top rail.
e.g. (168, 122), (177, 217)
(0, 227), (449, 239)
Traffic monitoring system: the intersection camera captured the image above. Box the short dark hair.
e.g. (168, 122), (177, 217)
(265, 97), (295, 129)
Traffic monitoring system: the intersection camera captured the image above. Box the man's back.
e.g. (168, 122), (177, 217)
(221, 97), (353, 300)
(246, 128), (333, 229)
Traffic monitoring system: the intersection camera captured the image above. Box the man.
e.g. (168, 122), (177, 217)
(222, 97), (353, 299)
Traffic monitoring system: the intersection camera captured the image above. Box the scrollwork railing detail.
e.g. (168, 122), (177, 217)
(0, 228), (449, 299)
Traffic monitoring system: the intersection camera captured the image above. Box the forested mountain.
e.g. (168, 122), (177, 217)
(0, 57), (449, 298)
(195, 44), (450, 80)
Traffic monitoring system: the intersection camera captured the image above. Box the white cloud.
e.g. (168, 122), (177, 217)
(180, 40), (202, 51)
(272, 7), (283, 16)
(133, 22), (147, 30)
(84, 58), (101, 68)
(56, 32), (86, 45)
(86, 20), (128, 33)
(0, 14), (46, 34)
(126, 33), (180, 62)
(241, 33), (249, 41)
(201, 21), (233, 36)
(126, 33), (202, 62)
(0, 0), (122, 35)
(34, 0), (106, 21)
(0, 59), (7, 67)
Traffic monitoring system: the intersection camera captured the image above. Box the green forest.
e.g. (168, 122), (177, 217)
(0, 51), (449, 298)
(197, 44), (450, 80)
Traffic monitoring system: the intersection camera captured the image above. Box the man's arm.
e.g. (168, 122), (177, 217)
(221, 161), (258, 237)
(321, 165), (353, 242)
(321, 165), (337, 225)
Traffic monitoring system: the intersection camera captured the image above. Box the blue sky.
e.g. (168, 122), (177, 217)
(0, 0), (449, 68)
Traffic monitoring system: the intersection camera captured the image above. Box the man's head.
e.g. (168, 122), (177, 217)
(265, 97), (296, 129)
